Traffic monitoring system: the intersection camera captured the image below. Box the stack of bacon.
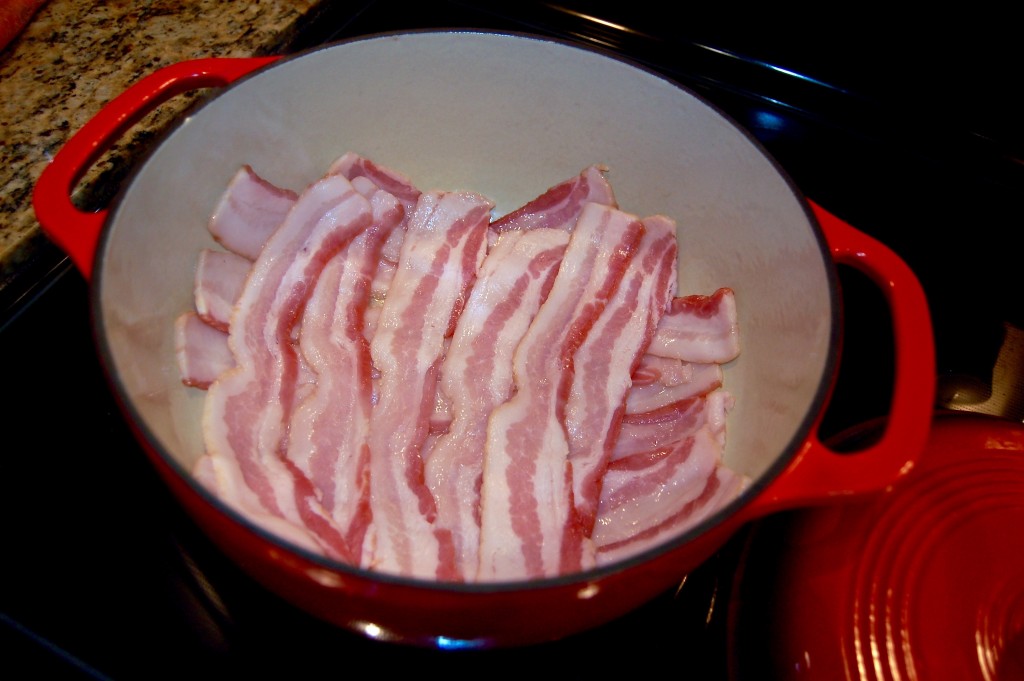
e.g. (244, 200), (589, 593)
(174, 153), (747, 583)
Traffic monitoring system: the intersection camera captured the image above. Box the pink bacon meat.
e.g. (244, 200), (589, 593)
(647, 287), (740, 364)
(593, 425), (721, 559)
(624, 360), (723, 415)
(477, 202), (644, 581)
(612, 396), (710, 463)
(594, 388), (741, 565)
(595, 460), (747, 566)
(490, 164), (617, 233)
(174, 311), (232, 389)
(424, 228), (569, 581)
(630, 354), (689, 387)
(329, 151), (423, 265)
(329, 151), (423, 215)
(286, 177), (406, 561)
(366, 190), (493, 579)
(193, 248), (251, 332)
(200, 173), (373, 562)
(565, 215), (678, 534)
(207, 165), (298, 260)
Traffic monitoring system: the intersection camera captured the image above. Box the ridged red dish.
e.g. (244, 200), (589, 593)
(730, 411), (1024, 680)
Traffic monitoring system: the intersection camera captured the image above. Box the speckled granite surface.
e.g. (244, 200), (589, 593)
(0, 0), (320, 296)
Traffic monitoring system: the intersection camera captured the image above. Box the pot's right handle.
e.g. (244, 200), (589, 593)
(743, 201), (936, 517)
(32, 56), (278, 282)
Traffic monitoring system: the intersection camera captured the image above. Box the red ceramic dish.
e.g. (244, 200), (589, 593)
(729, 411), (1024, 680)
(33, 31), (935, 646)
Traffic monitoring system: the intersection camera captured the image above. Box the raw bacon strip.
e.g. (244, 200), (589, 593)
(424, 228), (569, 581)
(705, 388), (735, 448)
(329, 151), (422, 264)
(624, 360), (723, 415)
(594, 387), (745, 565)
(630, 354), (689, 387)
(647, 288), (740, 364)
(565, 215), (678, 535)
(592, 425), (721, 551)
(174, 311), (233, 389)
(612, 396), (709, 462)
(192, 454), (337, 555)
(286, 178), (405, 561)
(330, 152), (424, 310)
(207, 165), (298, 260)
(182, 248), (315, 391)
(201, 174), (373, 562)
(595, 465), (748, 566)
(490, 165), (617, 233)
(478, 202), (644, 581)
(329, 151), (423, 213)
(366, 190), (492, 579)
(194, 249), (251, 331)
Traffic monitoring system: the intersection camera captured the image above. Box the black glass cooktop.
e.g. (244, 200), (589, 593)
(4, 2), (1021, 678)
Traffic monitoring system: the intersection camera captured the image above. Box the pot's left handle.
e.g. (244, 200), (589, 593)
(742, 201), (936, 518)
(32, 56), (279, 281)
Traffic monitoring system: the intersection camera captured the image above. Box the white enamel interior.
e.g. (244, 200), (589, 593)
(96, 31), (835, 534)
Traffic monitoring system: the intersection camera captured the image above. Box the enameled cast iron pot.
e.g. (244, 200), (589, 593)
(33, 31), (935, 647)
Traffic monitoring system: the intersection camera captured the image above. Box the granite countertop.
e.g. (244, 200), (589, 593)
(0, 0), (322, 312)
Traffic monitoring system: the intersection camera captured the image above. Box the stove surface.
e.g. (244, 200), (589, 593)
(4, 2), (1021, 678)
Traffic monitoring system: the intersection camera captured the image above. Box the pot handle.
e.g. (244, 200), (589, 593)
(32, 56), (279, 281)
(743, 201), (936, 518)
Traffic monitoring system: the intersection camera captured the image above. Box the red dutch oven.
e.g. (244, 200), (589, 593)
(32, 31), (935, 647)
